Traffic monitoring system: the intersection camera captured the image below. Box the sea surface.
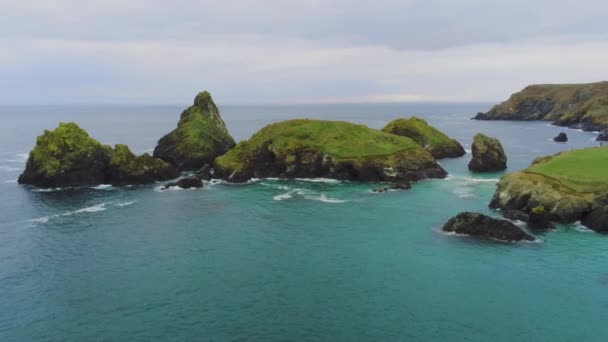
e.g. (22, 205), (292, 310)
(1, 103), (607, 341)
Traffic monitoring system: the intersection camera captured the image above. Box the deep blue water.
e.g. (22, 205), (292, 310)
(1, 103), (607, 341)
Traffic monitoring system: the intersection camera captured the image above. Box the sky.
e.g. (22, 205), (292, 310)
(1, 0), (608, 105)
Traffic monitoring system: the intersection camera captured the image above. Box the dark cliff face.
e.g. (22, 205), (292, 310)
(153, 91), (236, 171)
(474, 82), (608, 131)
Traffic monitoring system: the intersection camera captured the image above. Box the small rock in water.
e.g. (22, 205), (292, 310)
(371, 182), (412, 193)
(553, 132), (568, 142)
(162, 176), (203, 190)
(442, 212), (536, 242)
(597, 129), (608, 142)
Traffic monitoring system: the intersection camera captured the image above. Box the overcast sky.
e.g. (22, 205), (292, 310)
(1, 0), (607, 104)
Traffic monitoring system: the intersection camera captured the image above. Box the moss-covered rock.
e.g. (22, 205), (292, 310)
(381, 117), (465, 159)
(214, 119), (447, 183)
(18, 122), (177, 188)
(490, 147), (608, 232)
(153, 91), (236, 170)
(18, 122), (112, 187)
(474, 82), (608, 131)
(108, 144), (178, 185)
(468, 133), (507, 172)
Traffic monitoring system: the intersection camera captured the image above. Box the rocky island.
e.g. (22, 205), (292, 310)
(214, 119), (447, 183)
(468, 133), (507, 172)
(154, 91), (236, 171)
(442, 212), (536, 242)
(18, 122), (177, 188)
(490, 147), (608, 233)
(474, 81), (608, 132)
(381, 117), (465, 159)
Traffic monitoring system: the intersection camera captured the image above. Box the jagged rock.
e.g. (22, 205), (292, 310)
(18, 122), (177, 188)
(381, 117), (465, 159)
(162, 176), (204, 190)
(214, 119), (447, 183)
(553, 132), (568, 142)
(371, 182), (412, 193)
(468, 133), (507, 172)
(474, 82), (608, 132)
(501, 210), (529, 222)
(154, 91), (236, 171)
(582, 206), (608, 233)
(442, 212), (536, 242)
(527, 206), (556, 231)
(108, 144), (178, 185)
(197, 164), (212, 181)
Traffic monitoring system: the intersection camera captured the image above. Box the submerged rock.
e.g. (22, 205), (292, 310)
(371, 182), (412, 193)
(18, 122), (177, 188)
(473, 82), (608, 132)
(468, 133), (507, 172)
(214, 119), (447, 183)
(162, 176), (204, 190)
(442, 212), (535, 242)
(381, 117), (465, 159)
(154, 91), (236, 171)
(553, 132), (568, 142)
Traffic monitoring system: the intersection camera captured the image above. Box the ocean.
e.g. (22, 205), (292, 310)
(1, 103), (607, 341)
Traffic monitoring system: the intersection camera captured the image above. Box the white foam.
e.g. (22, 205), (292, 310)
(91, 184), (113, 190)
(32, 187), (63, 192)
(115, 201), (135, 207)
(464, 149), (472, 154)
(75, 203), (107, 213)
(295, 178), (341, 183)
(273, 193), (292, 201)
(29, 217), (49, 224)
(572, 221), (594, 233)
(462, 177), (499, 184)
(304, 194), (347, 203)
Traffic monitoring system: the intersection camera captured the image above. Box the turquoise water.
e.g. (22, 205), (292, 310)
(1, 104), (607, 341)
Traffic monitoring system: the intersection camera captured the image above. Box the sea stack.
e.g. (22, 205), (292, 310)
(18, 122), (177, 188)
(553, 132), (568, 142)
(153, 91), (236, 171)
(468, 133), (507, 172)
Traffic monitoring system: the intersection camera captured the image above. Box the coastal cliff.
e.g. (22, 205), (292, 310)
(489, 147), (608, 232)
(474, 82), (608, 131)
(214, 119), (447, 183)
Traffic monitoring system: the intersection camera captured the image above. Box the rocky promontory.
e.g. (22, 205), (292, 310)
(154, 91), (236, 171)
(468, 133), (507, 172)
(18, 122), (177, 188)
(381, 117), (465, 159)
(474, 82), (608, 131)
(214, 119), (447, 183)
(442, 212), (535, 242)
(490, 147), (608, 233)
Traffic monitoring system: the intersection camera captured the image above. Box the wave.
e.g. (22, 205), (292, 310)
(572, 221), (594, 233)
(273, 193), (292, 201)
(74, 203), (107, 213)
(32, 187), (64, 192)
(29, 217), (49, 224)
(295, 178), (341, 183)
(303, 194), (347, 203)
(464, 149), (472, 154)
(91, 184), (113, 190)
(115, 201), (135, 207)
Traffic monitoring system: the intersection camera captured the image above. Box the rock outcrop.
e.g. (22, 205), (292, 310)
(442, 212), (536, 242)
(154, 91), (236, 171)
(162, 176), (204, 190)
(381, 117), (465, 159)
(489, 147), (608, 232)
(597, 130), (608, 142)
(18, 122), (177, 188)
(553, 132), (568, 142)
(214, 119), (447, 183)
(468, 133), (507, 172)
(582, 206), (608, 233)
(474, 82), (608, 131)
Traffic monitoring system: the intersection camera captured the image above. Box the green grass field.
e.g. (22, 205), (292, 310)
(527, 147), (608, 192)
(382, 117), (452, 147)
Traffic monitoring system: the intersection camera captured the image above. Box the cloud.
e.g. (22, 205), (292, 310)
(1, 1), (607, 104)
